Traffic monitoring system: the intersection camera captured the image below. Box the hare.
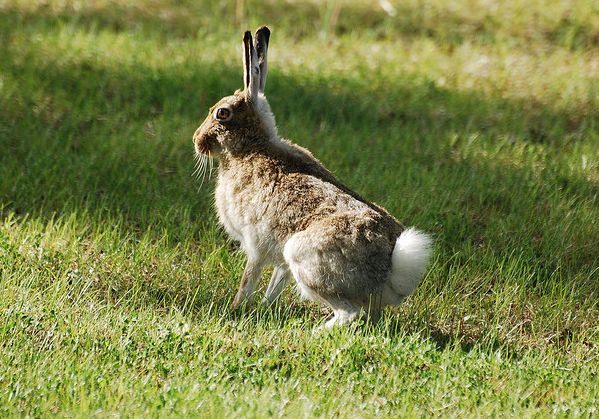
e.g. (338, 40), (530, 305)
(193, 27), (432, 328)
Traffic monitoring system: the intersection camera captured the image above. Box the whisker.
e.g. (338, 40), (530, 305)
(196, 153), (209, 192)
(199, 156), (207, 181)
(208, 151), (214, 179)
(192, 149), (217, 193)
(192, 154), (203, 179)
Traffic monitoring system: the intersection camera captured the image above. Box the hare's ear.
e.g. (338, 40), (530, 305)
(242, 31), (260, 103)
(254, 26), (270, 93)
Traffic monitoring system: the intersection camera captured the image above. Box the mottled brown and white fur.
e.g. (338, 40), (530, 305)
(193, 27), (432, 328)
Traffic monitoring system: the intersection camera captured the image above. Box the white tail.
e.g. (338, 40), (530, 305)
(388, 227), (432, 297)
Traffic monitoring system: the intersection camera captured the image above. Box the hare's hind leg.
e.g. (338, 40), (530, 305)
(284, 232), (360, 329)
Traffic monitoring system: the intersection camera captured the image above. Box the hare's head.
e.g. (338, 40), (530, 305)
(193, 27), (277, 158)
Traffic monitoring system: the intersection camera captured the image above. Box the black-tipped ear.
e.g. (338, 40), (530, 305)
(242, 31), (252, 91)
(242, 30), (260, 102)
(254, 26), (270, 93)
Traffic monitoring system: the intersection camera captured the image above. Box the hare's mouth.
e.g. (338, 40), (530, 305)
(192, 147), (217, 189)
(195, 140), (211, 155)
(193, 128), (220, 156)
(195, 138), (222, 157)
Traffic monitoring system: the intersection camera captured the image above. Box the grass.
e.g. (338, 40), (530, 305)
(1, 0), (598, 416)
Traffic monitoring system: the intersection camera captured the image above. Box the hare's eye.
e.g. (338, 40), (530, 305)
(214, 107), (232, 121)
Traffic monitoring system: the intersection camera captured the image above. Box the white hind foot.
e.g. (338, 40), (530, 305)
(324, 306), (360, 329)
(313, 308), (360, 333)
(312, 297), (360, 331)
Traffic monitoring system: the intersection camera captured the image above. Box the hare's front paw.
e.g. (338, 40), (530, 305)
(262, 265), (290, 306)
(231, 289), (256, 311)
(231, 260), (265, 310)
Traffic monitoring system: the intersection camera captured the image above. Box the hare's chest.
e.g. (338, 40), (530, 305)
(214, 174), (273, 254)
(214, 181), (244, 242)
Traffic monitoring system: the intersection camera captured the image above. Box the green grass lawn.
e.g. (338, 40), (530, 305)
(1, 0), (598, 416)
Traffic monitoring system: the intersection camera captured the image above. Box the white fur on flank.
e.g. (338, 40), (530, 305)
(388, 227), (432, 297)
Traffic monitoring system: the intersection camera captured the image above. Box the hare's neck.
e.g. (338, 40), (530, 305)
(216, 152), (265, 179)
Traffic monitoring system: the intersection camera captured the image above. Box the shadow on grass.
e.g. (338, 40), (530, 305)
(425, 328), (521, 359)
(230, 302), (525, 359)
(1, 3), (598, 314)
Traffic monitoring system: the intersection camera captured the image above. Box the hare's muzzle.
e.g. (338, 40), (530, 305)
(193, 123), (214, 155)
